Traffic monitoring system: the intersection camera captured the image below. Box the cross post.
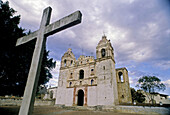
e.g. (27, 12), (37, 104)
(16, 7), (82, 115)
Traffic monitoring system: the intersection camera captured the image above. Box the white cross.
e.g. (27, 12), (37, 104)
(16, 7), (82, 115)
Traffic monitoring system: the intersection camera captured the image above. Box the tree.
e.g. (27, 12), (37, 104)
(136, 76), (166, 105)
(0, 1), (56, 96)
(131, 88), (145, 104)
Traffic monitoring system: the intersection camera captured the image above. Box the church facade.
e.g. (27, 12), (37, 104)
(56, 36), (132, 106)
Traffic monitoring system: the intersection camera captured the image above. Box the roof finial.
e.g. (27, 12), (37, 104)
(102, 31), (106, 39)
(68, 43), (72, 52)
(67, 44), (72, 52)
(103, 31), (105, 36)
(68, 43), (72, 49)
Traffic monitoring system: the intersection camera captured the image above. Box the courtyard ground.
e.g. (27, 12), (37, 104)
(0, 106), (143, 115)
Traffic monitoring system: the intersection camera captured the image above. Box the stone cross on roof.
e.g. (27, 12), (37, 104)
(16, 7), (82, 115)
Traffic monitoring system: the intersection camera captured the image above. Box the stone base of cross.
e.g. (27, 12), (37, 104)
(16, 7), (82, 115)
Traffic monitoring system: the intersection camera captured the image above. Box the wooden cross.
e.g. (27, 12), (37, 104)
(16, 7), (82, 115)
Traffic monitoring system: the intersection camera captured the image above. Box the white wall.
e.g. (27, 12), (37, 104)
(87, 86), (97, 106)
(65, 88), (74, 106)
(96, 59), (116, 105)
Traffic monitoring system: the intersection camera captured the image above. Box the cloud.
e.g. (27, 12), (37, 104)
(155, 61), (170, 70)
(47, 60), (60, 87)
(7, 0), (170, 62)
(100, 0), (170, 63)
(162, 79), (170, 88)
(129, 77), (133, 84)
(50, 60), (60, 78)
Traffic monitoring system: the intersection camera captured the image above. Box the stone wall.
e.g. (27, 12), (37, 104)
(0, 98), (55, 106)
(114, 106), (170, 115)
(116, 68), (132, 104)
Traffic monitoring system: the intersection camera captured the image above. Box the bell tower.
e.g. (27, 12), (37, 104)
(56, 48), (76, 105)
(61, 48), (76, 68)
(96, 35), (114, 62)
(95, 35), (118, 105)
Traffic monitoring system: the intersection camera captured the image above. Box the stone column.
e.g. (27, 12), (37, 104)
(73, 87), (76, 106)
(84, 86), (87, 106)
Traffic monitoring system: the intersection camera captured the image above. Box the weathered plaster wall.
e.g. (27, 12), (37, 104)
(0, 98), (55, 106)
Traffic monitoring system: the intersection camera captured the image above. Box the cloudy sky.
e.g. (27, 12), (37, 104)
(4, 0), (170, 95)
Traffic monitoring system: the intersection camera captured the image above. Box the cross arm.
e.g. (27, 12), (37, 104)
(16, 10), (82, 46)
(16, 30), (38, 46)
(44, 10), (82, 36)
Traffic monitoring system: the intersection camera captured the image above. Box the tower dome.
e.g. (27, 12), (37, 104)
(96, 36), (114, 61)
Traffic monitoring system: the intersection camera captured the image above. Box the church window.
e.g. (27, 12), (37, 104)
(103, 66), (105, 70)
(101, 49), (106, 57)
(122, 95), (124, 98)
(80, 81), (82, 85)
(79, 70), (84, 79)
(70, 60), (73, 65)
(69, 82), (72, 87)
(104, 76), (105, 80)
(118, 72), (124, 82)
(64, 59), (67, 67)
(91, 69), (94, 75)
(91, 79), (94, 85)
(70, 73), (73, 78)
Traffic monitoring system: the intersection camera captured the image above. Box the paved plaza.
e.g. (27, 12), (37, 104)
(0, 106), (143, 115)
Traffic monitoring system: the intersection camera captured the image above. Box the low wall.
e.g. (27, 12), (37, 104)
(95, 106), (170, 115)
(56, 105), (170, 115)
(0, 98), (55, 106)
(114, 106), (170, 115)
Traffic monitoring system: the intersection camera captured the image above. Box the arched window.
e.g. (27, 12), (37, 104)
(64, 59), (67, 67)
(103, 66), (105, 70)
(70, 60), (73, 65)
(70, 73), (73, 78)
(69, 82), (72, 87)
(91, 69), (94, 75)
(118, 72), (124, 82)
(79, 70), (84, 79)
(80, 81), (82, 85)
(101, 49), (106, 57)
(91, 79), (94, 85)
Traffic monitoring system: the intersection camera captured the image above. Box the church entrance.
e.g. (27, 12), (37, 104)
(77, 90), (84, 106)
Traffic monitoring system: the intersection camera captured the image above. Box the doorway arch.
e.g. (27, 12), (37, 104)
(77, 90), (84, 106)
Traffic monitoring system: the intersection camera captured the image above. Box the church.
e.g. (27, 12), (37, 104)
(55, 35), (132, 106)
